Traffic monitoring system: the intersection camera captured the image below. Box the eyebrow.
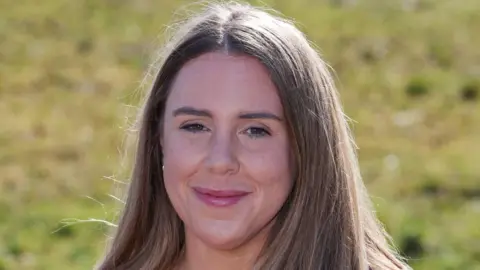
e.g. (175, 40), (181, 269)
(172, 106), (283, 121)
(173, 106), (212, 117)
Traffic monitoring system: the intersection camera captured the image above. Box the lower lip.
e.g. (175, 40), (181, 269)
(193, 190), (249, 207)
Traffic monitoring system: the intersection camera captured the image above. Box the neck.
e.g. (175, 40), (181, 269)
(179, 228), (270, 270)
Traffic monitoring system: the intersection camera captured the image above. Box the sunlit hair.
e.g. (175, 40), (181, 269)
(96, 2), (409, 270)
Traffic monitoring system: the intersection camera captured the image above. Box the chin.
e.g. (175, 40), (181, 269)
(194, 225), (248, 250)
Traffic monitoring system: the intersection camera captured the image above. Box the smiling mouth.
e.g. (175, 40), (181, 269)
(192, 187), (251, 207)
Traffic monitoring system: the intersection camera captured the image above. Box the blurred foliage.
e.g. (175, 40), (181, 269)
(0, 0), (479, 269)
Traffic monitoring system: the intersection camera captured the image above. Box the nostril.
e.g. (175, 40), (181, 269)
(205, 133), (240, 174)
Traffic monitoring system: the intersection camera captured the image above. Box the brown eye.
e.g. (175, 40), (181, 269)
(180, 123), (209, 133)
(244, 127), (271, 138)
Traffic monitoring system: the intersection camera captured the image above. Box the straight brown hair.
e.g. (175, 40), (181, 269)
(96, 2), (409, 270)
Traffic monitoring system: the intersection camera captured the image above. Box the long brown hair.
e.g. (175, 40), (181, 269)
(97, 2), (409, 270)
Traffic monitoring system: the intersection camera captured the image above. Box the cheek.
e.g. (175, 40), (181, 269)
(246, 153), (292, 228)
(162, 131), (206, 176)
(243, 139), (293, 199)
(162, 132), (203, 211)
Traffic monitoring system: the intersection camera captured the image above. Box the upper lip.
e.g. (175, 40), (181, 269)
(193, 187), (251, 197)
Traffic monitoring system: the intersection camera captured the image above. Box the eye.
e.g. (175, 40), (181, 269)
(180, 123), (209, 133)
(244, 127), (271, 138)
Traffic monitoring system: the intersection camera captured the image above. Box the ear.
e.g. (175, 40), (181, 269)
(158, 119), (164, 148)
(159, 136), (165, 171)
(159, 134), (164, 158)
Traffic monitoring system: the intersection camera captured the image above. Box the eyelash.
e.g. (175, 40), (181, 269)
(243, 127), (271, 138)
(180, 123), (209, 133)
(179, 123), (271, 138)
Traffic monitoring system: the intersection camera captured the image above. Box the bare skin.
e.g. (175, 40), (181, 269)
(162, 52), (293, 270)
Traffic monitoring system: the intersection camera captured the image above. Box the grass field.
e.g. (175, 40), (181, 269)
(1, 0), (479, 269)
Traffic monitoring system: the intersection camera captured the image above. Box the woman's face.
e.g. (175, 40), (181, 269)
(162, 52), (293, 250)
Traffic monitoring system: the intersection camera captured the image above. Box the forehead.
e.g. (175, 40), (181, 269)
(166, 52), (283, 114)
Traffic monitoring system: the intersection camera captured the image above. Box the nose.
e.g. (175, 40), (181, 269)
(204, 132), (240, 175)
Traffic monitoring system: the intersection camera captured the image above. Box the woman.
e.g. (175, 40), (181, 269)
(97, 2), (409, 270)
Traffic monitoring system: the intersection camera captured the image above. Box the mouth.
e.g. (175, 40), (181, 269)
(192, 187), (251, 207)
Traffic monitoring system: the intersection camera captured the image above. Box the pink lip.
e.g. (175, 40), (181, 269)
(193, 187), (251, 207)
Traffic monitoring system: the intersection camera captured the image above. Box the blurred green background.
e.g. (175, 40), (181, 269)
(1, 0), (479, 269)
